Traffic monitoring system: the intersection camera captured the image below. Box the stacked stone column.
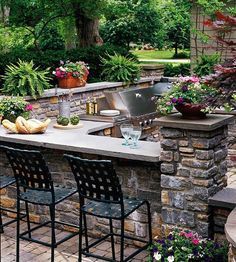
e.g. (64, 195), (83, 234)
(157, 114), (233, 237)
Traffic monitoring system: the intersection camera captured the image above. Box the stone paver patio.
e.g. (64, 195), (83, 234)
(1, 218), (149, 262)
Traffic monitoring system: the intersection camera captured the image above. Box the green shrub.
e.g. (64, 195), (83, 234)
(101, 53), (140, 82)
(0, 44), (134, 86)
(1, 60), (52, 98)
(193, 53), (220, 77)
(164, 63), (190, 77)
(172, 51), (190, 59)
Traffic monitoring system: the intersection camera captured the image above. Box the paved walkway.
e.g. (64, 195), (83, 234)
(139, 59), (190, 64)
(1, 219), (149, 262)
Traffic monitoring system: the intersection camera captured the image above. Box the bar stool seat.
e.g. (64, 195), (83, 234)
(20, 186), (77, 205)
(84, 197), (145, 219)
(0, 175), (15, 189)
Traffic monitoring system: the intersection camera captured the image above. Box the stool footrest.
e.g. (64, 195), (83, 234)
(82, 232), (151, 262)
(20, 220), (80, 247)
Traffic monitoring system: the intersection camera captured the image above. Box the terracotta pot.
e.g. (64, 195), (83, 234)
(175, 103), (206, 120)
(58, 74), (87, 89)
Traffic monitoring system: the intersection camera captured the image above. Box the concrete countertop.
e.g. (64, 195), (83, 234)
(0, 120), (160, 163)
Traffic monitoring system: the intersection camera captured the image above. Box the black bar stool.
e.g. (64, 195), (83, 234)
(2, 146), (80, 262)
(0, 175), (17, 233)
(64, 154), (152, 262)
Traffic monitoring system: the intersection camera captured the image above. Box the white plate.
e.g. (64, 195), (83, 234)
(100, 110), (120, 117)
(53, 123), (83, 130)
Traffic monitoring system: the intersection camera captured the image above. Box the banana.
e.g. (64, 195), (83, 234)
(1, 117), (51, 134)
(2, 119), (19, 133)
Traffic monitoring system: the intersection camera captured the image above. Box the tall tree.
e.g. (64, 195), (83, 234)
(157, 0), (191, 55)
(1, 0), (106, 49)
(101, 0), (164, 48)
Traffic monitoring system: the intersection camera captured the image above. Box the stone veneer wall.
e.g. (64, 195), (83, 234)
(0, 146), (162, 242)
(158, 120), (229, 237)
(22, 79), (153, 120)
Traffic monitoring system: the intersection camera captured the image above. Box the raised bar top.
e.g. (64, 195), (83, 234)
(0, 120), (160, 163)
(156, 113), (234, 131)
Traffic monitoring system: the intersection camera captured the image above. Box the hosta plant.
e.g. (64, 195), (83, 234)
(1, 60), (52, 99)
(101, 54), (140, 82)
(148, 228), (228, 262)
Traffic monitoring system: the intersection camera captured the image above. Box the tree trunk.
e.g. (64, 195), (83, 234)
(174, 41), (178, 56)
(75, 7), (103, 48)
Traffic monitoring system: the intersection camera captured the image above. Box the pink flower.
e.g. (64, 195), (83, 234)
(185, 232), (193, 238)
(192, 238), (200, 245)
(179, 76), (199, 83)
(25, 104), (33, 111)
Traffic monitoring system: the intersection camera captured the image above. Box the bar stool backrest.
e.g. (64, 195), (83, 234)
(2, 146), (53, 192)
(64, 155), (123, 203)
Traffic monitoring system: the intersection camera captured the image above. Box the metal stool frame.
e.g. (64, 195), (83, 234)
(0, 175), (26, 233)
(2, 146), (80, 262)
(65, 154), (152, 262)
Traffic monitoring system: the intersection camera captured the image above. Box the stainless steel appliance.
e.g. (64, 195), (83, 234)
(80, 86), (160, 139)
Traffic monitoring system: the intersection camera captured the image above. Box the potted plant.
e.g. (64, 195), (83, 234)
(0, 97), (33, 123)
(1, 60), (52, 99)
(148, 228), (228, 262)
(53, 60), (89, 89)
(157, 76), (216, 119)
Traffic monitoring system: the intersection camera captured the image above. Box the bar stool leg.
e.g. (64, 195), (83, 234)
(120, 219), (125, 262)
(49, 205), (56, 262)
(25, 201), (31, 238)
(78, 210), (83, 262)
(83, 213), (89, 252)
(16, 197), (20, 262)
(109, 218), (116, 261)
(146, 201), (152, 245)
(0, 209), (3, 233)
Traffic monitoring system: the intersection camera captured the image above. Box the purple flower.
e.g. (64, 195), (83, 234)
(182, 85), (188, 91)
(171, 98), (178, 103)
(178, 97), (184, 104)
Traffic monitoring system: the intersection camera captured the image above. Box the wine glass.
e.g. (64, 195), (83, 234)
(130, 126), (142, 149)
(120, 124), (133, 146)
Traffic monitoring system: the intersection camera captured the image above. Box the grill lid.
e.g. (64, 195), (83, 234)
(104, 87), (156, 117)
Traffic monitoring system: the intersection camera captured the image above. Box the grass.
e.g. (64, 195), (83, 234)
(132, 49), (190, 60)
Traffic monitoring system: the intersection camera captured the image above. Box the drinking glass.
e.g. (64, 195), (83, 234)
(120, 124), (133, 146)
(130, 126), (142, 149)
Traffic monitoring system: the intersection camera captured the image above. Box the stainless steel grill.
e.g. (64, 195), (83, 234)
(80, 86), (160, 138)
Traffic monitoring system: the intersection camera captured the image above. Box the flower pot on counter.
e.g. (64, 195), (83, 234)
(58, 74), (87, 89)
(175, 103), (206, 120)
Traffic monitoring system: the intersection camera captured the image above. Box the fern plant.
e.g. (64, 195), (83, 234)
(1, 60), (52, 99)
(101, 54), (140, 82)
(193, 53), (220, 77)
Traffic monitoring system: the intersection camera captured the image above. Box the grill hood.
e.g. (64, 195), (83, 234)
(104, 87), (157, 117)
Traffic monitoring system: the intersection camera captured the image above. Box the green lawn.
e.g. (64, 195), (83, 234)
(132, 49), (190, 60)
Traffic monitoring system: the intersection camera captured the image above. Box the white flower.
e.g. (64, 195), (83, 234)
(59, 66), (66, 72)
(167, 256), (174, 262)
(188, 254), (193, 259)
(182, 246), (188, 251)
(153, 251), (162, 261)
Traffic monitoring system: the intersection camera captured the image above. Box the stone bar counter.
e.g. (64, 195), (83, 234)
(0, 120), (162, 241)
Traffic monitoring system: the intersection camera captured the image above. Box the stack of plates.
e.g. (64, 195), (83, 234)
(100, 110), (120, 117)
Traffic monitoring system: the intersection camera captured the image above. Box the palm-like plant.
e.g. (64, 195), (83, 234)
(101, 54), (140, 82)
(1, 60), (52, 99)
